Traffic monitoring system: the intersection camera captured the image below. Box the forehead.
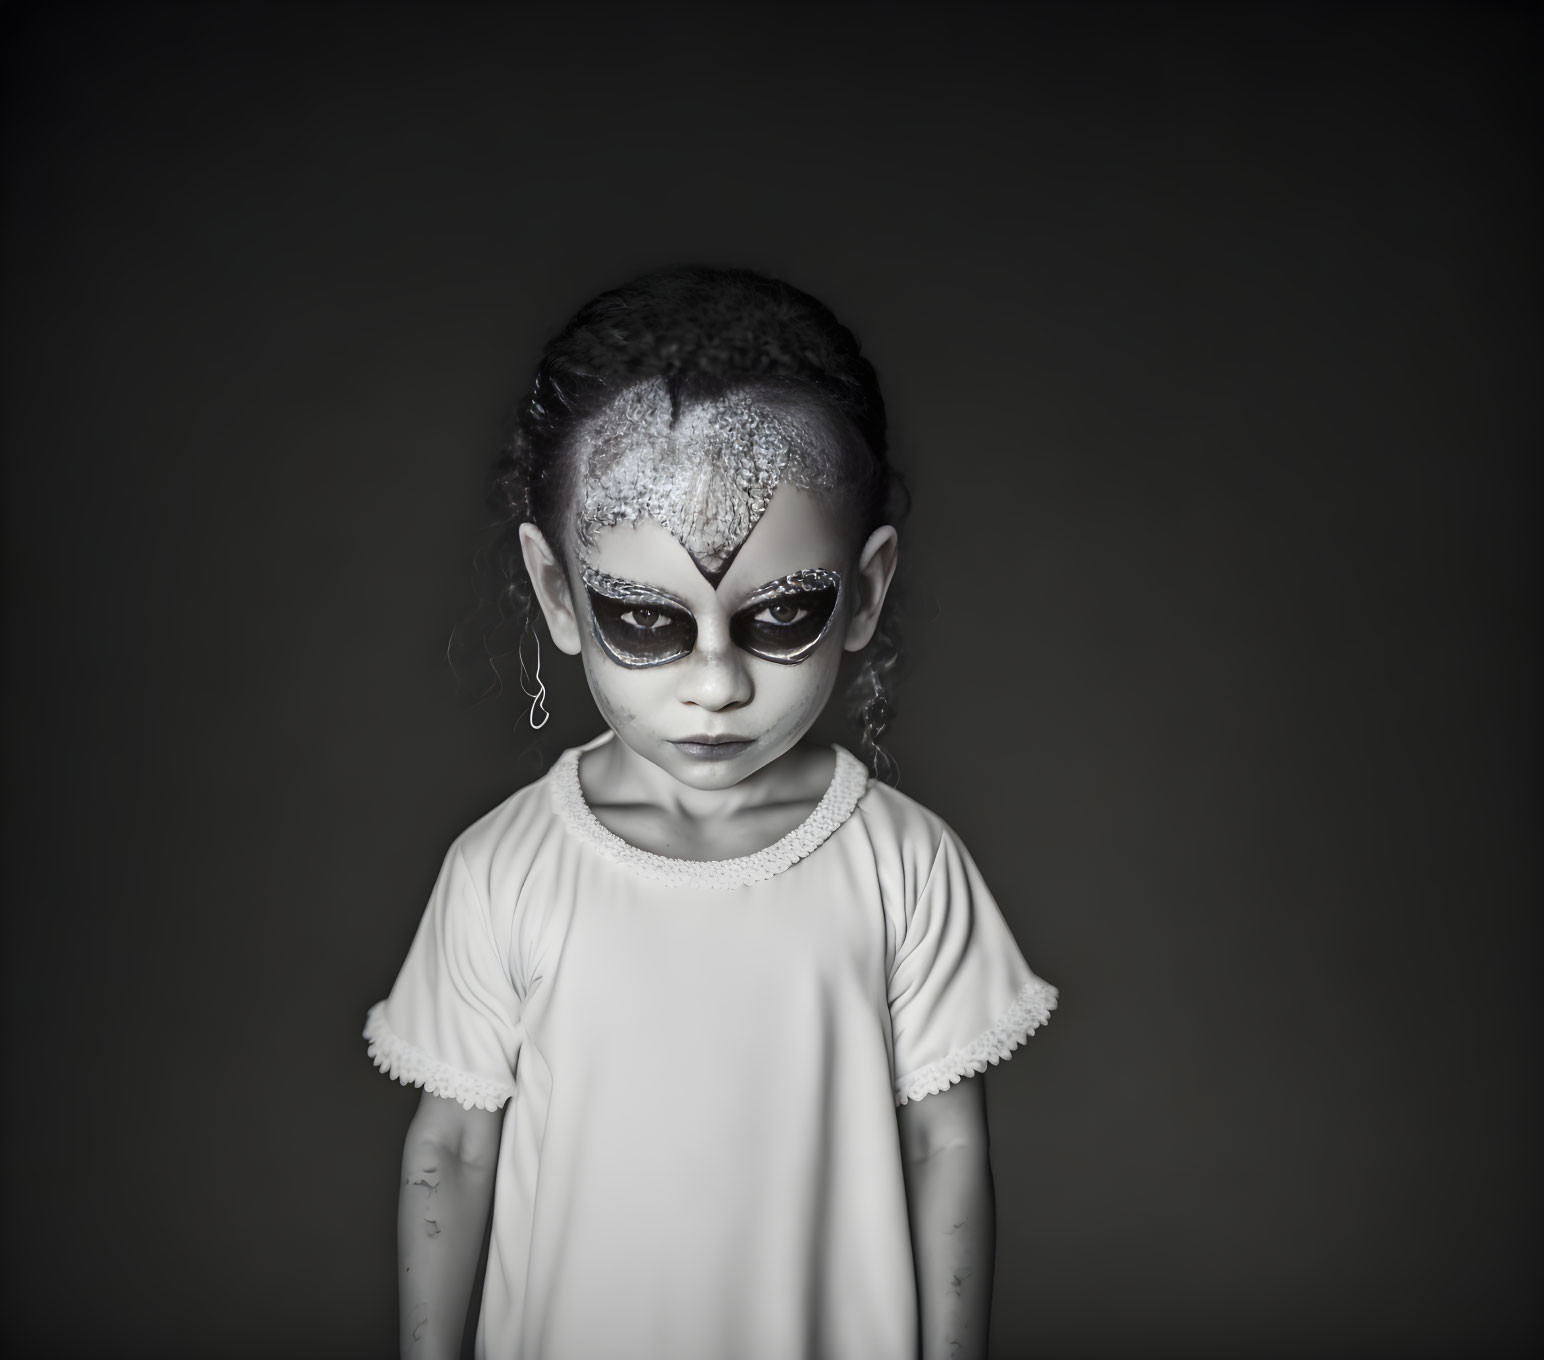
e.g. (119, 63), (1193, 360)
(570, 377), (849, 583)
(578, 483), (850, 604)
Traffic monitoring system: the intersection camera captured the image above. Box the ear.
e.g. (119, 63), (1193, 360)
(518, 523), (584, 656)
(843, 525), (899, 652)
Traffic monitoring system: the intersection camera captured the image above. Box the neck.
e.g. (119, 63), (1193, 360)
(587, 731), (817, 821)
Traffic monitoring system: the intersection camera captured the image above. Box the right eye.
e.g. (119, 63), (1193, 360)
(586, 586), (698, 668)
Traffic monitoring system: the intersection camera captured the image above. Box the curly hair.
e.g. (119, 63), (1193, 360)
(460, 265), (908, 780)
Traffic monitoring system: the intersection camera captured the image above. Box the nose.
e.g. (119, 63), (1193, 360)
(675, 617), (753, 712)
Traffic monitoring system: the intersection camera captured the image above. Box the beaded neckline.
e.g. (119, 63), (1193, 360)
(550, 737), (870, 888)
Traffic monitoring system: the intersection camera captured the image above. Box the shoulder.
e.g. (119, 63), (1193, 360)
(854, 776), (952, 859)
(442, 755), (570, 904)
(850, 771), (958, 908)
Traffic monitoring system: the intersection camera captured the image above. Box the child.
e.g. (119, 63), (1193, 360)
(365, 267), (1057, 1360)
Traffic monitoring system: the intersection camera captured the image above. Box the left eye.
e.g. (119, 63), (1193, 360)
(754, 603), (809, 626)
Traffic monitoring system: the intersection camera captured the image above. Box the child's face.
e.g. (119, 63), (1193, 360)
(523, 481), (896, 791)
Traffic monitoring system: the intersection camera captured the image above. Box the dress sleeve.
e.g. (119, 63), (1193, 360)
(888, 826), (1058, 1106)
(362, 842), (521, 1111)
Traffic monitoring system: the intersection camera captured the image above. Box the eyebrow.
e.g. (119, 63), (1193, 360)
(582, 565), (842, 610)
(579, 566), (691, 609)
(737, 569), (843, 605)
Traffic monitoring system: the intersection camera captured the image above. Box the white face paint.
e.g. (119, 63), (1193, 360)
(570, 483), (857, 792)
(573, 378), (842, 583)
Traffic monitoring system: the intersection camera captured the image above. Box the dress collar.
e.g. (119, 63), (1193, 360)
(549, 735), (870, 888)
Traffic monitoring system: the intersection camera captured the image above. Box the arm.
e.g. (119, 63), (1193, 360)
(898, 1076), (995, 1360)
(398, 1091), (504, 1360)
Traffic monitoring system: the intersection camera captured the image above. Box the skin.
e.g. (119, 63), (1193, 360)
(398, 430), (994, 1360)
(900, 1076), (997, 1360)
(397, 1089), (500, 1360)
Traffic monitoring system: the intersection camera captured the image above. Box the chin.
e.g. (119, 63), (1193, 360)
(664, 748), (761, 787)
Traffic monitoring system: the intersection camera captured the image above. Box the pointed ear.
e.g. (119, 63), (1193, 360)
(843, 525), (899, 652)
(518, 524), (583, 655)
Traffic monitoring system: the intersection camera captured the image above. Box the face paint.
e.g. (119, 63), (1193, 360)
(728, 569), (843, 664)
(581, 565), (843, 671)
(581, 566), (698, 668)
(575, 379), (842, 584)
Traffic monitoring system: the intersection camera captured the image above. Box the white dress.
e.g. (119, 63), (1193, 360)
(365, 733), (1056, 1360)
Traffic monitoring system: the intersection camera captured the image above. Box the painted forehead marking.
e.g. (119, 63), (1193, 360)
(574, 377), (841, 585)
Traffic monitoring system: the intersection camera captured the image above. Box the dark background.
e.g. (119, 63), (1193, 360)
(2, 2), (1538, 1357)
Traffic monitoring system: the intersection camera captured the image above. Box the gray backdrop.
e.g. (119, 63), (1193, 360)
(3, 3), (1538, 1357)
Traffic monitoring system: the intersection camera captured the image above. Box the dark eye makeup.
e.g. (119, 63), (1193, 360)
(582, 567), (697, 668)
(729, 570), (842, 664)
(581, 565), (842, 670)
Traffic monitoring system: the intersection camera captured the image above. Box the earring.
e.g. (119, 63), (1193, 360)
(519, 617), (550, 729)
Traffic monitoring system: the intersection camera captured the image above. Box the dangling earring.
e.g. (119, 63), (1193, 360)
(519, 616), (550, 729)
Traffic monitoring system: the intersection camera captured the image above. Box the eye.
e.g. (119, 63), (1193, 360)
(754, 602), (809, 626)
(621, 607), (668, 629)
(730, 578), (839, 666)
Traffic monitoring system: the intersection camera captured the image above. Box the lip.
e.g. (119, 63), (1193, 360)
(671, 736), (754, 761)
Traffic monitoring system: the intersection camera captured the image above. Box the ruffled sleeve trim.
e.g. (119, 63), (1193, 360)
(893, 977), (1059, 1106)
(363, 1002), (515, 1112)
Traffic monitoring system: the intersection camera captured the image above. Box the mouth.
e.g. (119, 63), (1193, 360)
(671, 735), (755, 761)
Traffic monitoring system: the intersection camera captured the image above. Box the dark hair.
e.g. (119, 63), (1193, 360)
(464, 265), (907, 780)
